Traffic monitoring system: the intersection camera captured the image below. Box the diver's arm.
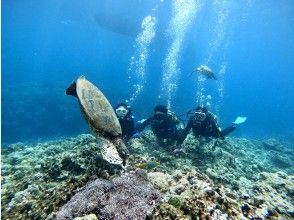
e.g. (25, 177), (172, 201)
(177, 119), (192, 145)
(216, 126), (224, 139)
(136, 117), (152, 132)
(209, 114), (224, 139)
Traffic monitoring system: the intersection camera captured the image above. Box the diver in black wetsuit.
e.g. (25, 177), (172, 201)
(176, 106), (246, 146)
(115, 103), (135, 142)
(136, 105), (181, 145)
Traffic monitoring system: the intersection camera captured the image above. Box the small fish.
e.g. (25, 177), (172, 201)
(137, 159), (160, 170)
(191, 65), (217, 80)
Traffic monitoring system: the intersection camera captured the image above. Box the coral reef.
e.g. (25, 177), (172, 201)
(147, 168), (244, 219)
(1, 131), (294, 219)
(1, 134), (122, 219)
(128, 131), (294, 219)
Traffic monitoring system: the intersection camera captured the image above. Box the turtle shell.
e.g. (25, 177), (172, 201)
(76, 76), (122, 138)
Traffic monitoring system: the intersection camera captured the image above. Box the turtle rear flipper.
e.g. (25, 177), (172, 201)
(100, 139), (124, 165)
(113, 138), (129, 166)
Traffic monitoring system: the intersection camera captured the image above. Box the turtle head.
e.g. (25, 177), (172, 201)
(66, 81), (78, 98)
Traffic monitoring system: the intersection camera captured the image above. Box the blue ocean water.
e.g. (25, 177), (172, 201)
(2, 0), (294, 145)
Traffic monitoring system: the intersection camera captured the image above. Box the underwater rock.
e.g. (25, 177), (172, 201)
(168, 197), (182, 209)
(172, 170), (183, 182)
(241, 203), (251, 217)
(252, 196), (264, 207)
(205, 188), (215, 197)
(277, 171), (288, 179)
(56, 170), (162, 220)
(174, 184), (185, 195)
(148, 172), (172, 193)
(241, 193), (250, 200)
(150, 203), (184, 219)
(74, 214), (98, 220)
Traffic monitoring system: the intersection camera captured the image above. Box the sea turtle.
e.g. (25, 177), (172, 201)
(191, 65), (217, 80)
(66, 76), (129, 165)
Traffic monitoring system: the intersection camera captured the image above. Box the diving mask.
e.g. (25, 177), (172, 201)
(195, 111), (206, 122)
(115, 106), (128, 118)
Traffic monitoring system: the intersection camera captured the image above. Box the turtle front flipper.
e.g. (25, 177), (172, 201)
(66, 81), (78, 97)
(211, 73), (217, 80)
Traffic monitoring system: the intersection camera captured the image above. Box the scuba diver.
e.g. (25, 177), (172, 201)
(136, 105), (182, 145)
(176, 105), (247, 147)
(115, 103), (135, 142)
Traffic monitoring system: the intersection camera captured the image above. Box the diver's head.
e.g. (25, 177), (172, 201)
(153, 105), (168, 115)
(115, 103), (130, 118)
(194, 106), (208, 123)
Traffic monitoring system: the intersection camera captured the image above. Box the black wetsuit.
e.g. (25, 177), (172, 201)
(118, 114), (135, 142)
(177, 112), (236, 145)
(137, 113), (180, 142)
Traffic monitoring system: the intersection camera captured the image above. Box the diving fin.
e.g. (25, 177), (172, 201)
(232, 116), (247, 125)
